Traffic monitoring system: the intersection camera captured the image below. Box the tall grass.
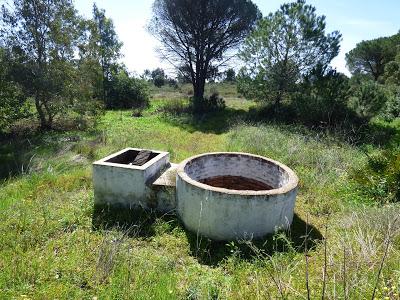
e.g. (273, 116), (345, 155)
(1, 95), (400, 299)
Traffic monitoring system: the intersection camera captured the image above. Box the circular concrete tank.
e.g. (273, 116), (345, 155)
(176, 152), (299, 241)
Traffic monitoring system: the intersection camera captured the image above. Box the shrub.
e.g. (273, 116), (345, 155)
(108, 71), (149, 109)
(291, 67), (355, 125)
(0, 80), (30, 131)
(192, 91), (226, 113)
(351, 148), (400, 203)
(151, 68), (166, 87)
(167, 78), (178, 89)
(0, 49), (31, 131)
(237, 68), (270, 102)
(224, 68), (236, 82)
(203, 91), (226, 111)
(153, 76), (165, 88)
(348, 79), (388, 120)
(381, 86), (400, 121)
(159, 99), (190, 115)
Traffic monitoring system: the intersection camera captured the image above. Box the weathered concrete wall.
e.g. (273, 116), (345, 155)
(93, 149), (299, 241)
(93, 148), (170, 209)
(184, 153), (290, 189)
(151, 163), (178, 212)
(176, 152), (298, 241)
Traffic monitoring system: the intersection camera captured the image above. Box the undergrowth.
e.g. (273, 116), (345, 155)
(1, 95), (400, 299)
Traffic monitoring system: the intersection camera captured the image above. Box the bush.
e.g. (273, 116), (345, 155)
(108, 71), (149, 109)
(351, 148), (400, 203)
(381, 86), (400, 121)
(237, 68), (270, 102)
(290, 67), (355, 125)
(192, 91), (226, 113)
(0, 80), (30, 131)
(349, 79), (388, 120)
(203, 91), (226, 111)
(151, 68), (166, 87)
(0, 49), (30, 131)
(167, 78), (178, 89)
(153, 76), (165, 88)
(158, 99), (190, 115)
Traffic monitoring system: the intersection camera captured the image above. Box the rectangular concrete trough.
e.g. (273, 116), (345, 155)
(92, 148), (177, 212)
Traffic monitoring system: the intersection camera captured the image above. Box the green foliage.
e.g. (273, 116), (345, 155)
(202, 91), (226, 112)
(107, 70), (150, 109)
(153, 76), (165, 88)
(1, 0), (96, 129)
(151, 68), (166, 87)
(0, 49), (30, 131)
(91, 4), (123, 103)
(191, 91), (226, 114)
(0, 0), (131, 131)
(239, 0), (341, 105)
(349, 79), (388, 120)
(224, 68), (236, 82)
(382, 87), (400, 121)
(236, 68), (266, 101)
(384, 53), (400, 85)
(346, 32), (400, 81)
(150, 0), (261, 105)
(1, 96), (400, 298)
(290, 67), (354, 125)
(352, 148), (400, 203)
(167, 78), (178, 89)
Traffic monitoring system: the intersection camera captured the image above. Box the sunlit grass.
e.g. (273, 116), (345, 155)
(1, 90), (400, 299)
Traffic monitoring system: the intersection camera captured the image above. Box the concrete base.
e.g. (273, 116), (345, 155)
(151, 163), (178, 212)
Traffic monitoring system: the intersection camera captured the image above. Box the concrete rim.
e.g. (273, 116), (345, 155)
(176, 152), (299, 196)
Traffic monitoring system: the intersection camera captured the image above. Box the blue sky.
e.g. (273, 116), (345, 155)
(74, 0), (400, 76)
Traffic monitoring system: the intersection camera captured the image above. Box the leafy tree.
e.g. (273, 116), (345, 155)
(291, 66), (352, 125)
(239, 0), (341, 106)
(384, 52), (400, 85)
(346, 33), (400, 81)
(224, 68), (236, 82)
(382, 86), (400, 121)
(149, 0), (261, 112)
(1, 0), (81, 129)
(91, 3), (123, 106)
(176, 65), (192, 84)
(167, 77), (178, 88)
(349, 79), (388, 120)
(151, 68), (166, 87)
(107, 68), (149, 109)
(141, 69), (152, 81)
(0, 48), (29, 130)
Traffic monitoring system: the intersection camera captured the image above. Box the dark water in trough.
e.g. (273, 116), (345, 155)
(199, 175), (273, 191)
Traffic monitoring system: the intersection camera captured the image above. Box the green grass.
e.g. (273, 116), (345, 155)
(1, 88), (400, 299)
(149, 82), (243, 101)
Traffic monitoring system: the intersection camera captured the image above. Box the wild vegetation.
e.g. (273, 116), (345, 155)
(148, 0), (260, 112)
(1, 0), (400, 299)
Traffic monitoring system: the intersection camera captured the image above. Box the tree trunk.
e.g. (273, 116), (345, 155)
(35, 94), (53, 130)
(192, 76), (206, 113)
(34, 95), (50, 130)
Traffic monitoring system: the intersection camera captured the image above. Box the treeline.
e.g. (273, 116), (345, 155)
(237, 6), (400, 126)
(0, 0), (149, 131)
(140, 67), (236, 88)
(1, 0), (399, 131)
(150, 0), (400, 124)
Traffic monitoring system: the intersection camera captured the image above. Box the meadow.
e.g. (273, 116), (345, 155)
(1, 84), (400, 299)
